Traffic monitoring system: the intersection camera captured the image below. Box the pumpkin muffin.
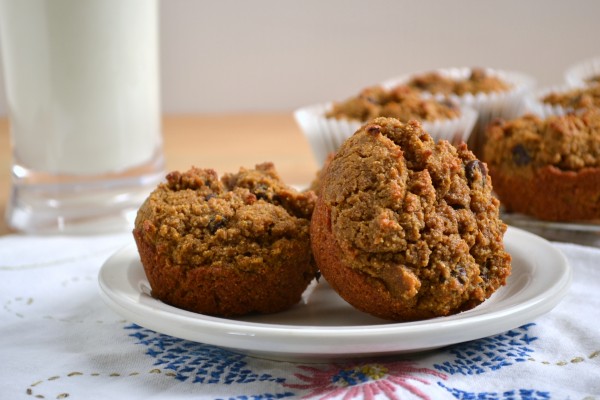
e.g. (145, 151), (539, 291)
(541, 85), (600, 111)
(326, 85), (461, 123)
(133, 162), (318, 317)
(294, 83), (477, 166)
(484, 111), (600, 221)
(398, 67), (535, 159)
(311, 117), (511, 321)
(526, 84), (600, 119)
(406, 68), (512, 96)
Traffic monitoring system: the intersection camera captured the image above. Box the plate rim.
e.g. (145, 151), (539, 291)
(98, 226), (572, 359)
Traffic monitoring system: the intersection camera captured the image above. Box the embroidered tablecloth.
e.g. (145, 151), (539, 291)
(1, 232), (598, 399)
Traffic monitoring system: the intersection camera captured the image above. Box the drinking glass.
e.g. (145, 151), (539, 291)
(0, 0), (164, 233)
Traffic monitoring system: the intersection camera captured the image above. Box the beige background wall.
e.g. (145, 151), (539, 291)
(1, 0), (599, 115)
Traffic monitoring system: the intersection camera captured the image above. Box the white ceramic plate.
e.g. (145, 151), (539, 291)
(98, 227), (571, 362)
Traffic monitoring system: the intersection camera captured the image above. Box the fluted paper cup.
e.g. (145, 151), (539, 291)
(565, 56), (600, 87)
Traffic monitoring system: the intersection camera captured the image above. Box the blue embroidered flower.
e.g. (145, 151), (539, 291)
(125, 322), (553, 400)
(125, 324), (292, 399)
(435, 324), (551, 399)
(438, 382), (550, 400)
(435, 323), (537, 376)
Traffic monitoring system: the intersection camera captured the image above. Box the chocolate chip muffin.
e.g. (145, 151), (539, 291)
(133, 162), (318, 317)
(406, 68), (512, 96)
(311, 117), (511, 321)
(326, 85), (461, 123)
(400, 67), (533, 160)
(588, 76), (600, 85)
(484, 111), (600, 221)
(541, 84), (600, 111)
(295, 81), (478, 166)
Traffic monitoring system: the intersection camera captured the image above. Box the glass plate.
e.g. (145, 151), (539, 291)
(501, 211), (600, 247)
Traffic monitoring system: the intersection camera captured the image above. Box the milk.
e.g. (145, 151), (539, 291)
(0, 0), (161, 175)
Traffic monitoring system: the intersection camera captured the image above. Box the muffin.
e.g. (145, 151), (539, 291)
(326, 85), (461, 123)
(390, 67), (535, 158)
(406, 67), (512, 96)
(543, 85), (600, 109)
(294, 84), (477, 166)
(526, 85), (600, 118)
(133, 162), (318, 317)
(484, 111), (600, 222)
(311, 117), (511, 321)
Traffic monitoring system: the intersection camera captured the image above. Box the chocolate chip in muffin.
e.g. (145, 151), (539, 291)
(465, 159), (488, 186)
(512, 144), (532, 166)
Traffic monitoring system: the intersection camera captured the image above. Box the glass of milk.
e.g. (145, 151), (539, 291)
(0, 0), (164, 233)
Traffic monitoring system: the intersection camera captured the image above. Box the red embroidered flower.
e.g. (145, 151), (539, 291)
(284, 361), (447, 400)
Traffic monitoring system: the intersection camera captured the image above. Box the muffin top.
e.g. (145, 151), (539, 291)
(135, 162), (316, 271)
(407, 68), (512, 96)
(484, 110), (600, 174)
(326, 85), (461, 122)
(319, 117), (510, 313)
(542, 84), (600, 110)
(587, 75), (600, 85)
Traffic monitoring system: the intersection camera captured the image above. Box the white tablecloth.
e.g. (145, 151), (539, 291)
(1, 232), (599, 399)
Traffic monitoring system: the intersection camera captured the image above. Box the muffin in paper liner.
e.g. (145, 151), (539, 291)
(565, 56), (600, 87)
(383, 67), (536, 157)
(294, 102), (477, 166)
(483, 110), (600, 222)
(525, 84), (600, 119)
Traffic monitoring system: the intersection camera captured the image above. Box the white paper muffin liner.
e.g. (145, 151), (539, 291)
(564, 56), (600, 87)
(294, 102), (478, 166)
(525, 85), (590, 119)
(383, 67), (536, 134)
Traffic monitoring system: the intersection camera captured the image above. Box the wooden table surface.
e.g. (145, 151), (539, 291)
(0, 114), (319, 236)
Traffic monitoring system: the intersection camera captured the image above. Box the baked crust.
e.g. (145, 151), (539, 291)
(133, 224), (315, 316)
(312, 198), (442, 321)
(490, 165), (600, 221)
